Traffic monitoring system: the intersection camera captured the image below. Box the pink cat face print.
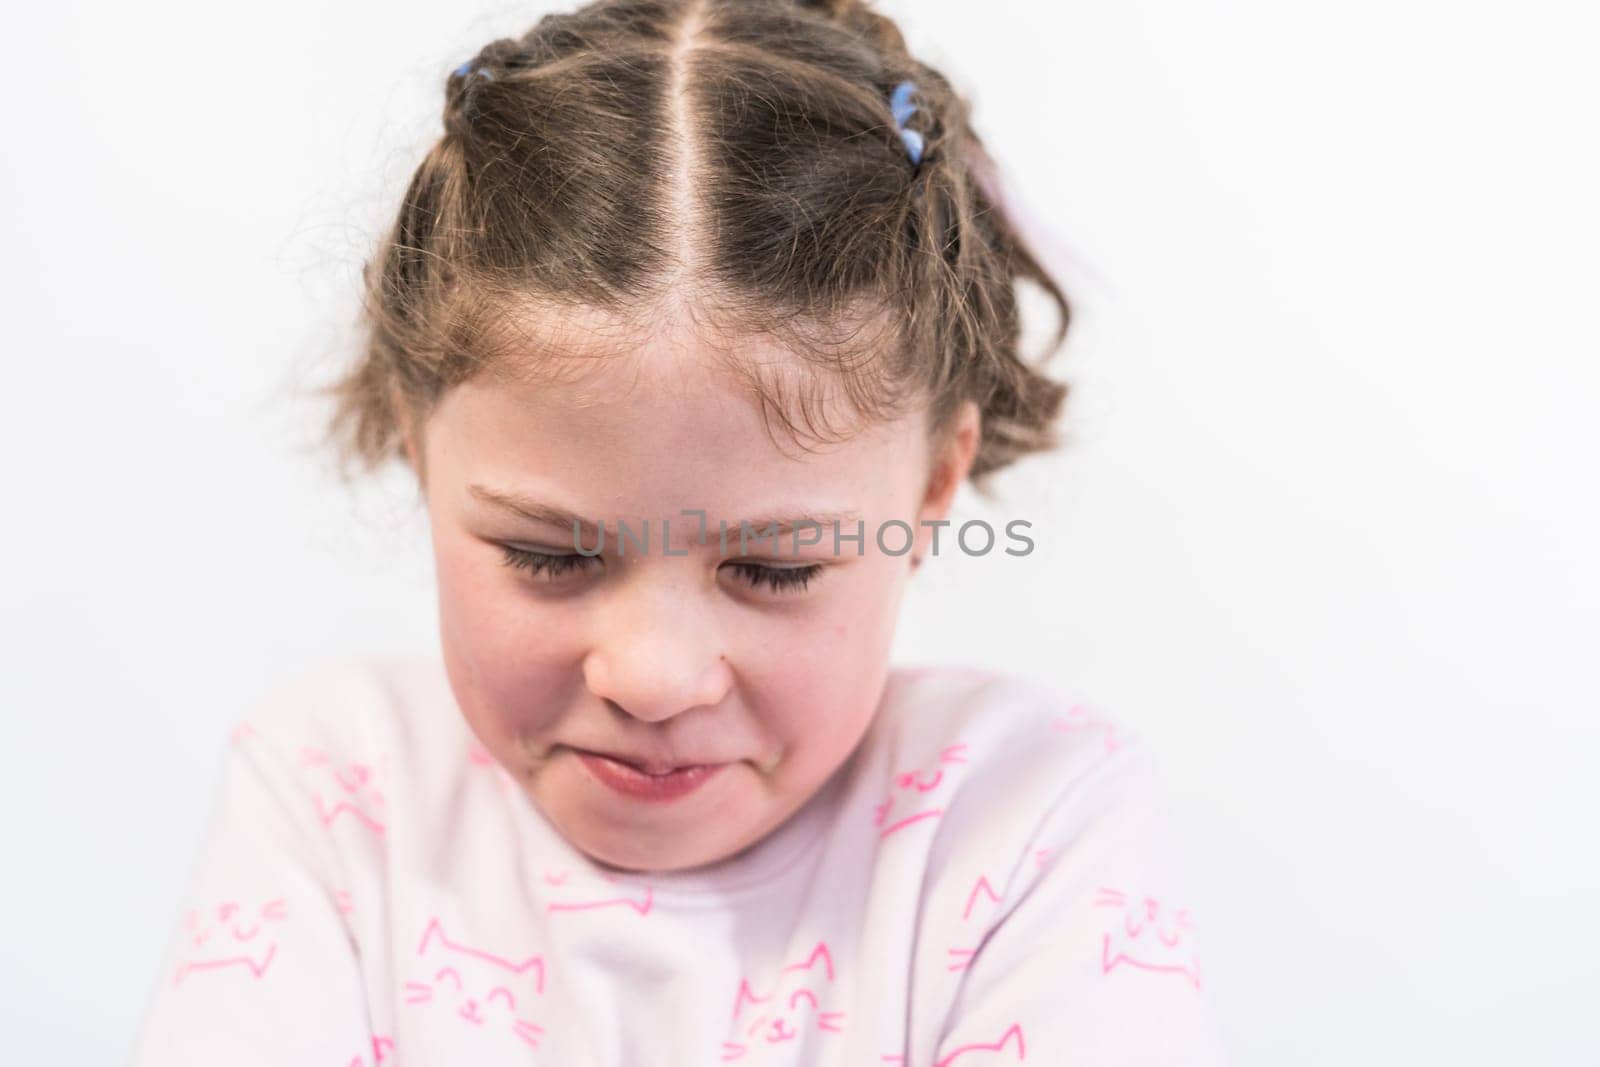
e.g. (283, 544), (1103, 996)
(873, 743), (970, 839)
(722, 942), (845, 1061)
(173, 898), (287, 984)
(301, 747), (387, 835)
(945, 873), (1004, 973)
(404, 918), (548, 1050)
(344, 1034), (395, 1066)
(541, 867), (655, 917)
(1049, 705), (1124, 755)
(1094, 887), (1202, 989)
(934, 1022), (1027, 1066)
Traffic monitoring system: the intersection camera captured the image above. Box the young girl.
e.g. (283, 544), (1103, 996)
(133, 1), (1228, 1063)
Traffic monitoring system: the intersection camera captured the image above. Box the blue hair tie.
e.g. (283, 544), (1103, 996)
(890, 79), (924, 165)
(453, 58), (493, 81)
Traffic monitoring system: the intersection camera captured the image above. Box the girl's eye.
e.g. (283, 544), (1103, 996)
(499, 545), (597, 580)
(725, 561), (823, 594)
(499, 546), (820, 594)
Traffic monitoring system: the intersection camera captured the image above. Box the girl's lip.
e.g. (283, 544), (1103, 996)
(574, 750), (727, 803)
(574, 748), (707, 775)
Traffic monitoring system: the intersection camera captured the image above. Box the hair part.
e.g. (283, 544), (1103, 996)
(320, 0), (1073, 496)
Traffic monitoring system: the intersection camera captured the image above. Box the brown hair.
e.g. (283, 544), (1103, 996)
(320, 0), (1072, 495)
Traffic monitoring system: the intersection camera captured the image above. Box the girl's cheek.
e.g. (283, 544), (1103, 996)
(751, 570), (899, 692)
(434, 539), (578, 689)
(441, 595), (580, 748)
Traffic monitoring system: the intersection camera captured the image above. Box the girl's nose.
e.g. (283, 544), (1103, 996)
(580, 583), (733, 722)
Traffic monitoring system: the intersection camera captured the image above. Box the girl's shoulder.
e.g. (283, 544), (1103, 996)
(863, 670), (1219, 1065)
(862, 663), (1162, 859)
(875, 662), (1147, 781)
(226, 652), (455, 751)
(220, 653), (472, 821)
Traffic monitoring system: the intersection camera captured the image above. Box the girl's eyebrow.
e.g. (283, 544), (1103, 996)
(469, 484), (595, 536)
(467, 484), (860, 541)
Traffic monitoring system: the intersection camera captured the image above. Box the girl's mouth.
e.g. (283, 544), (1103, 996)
(574, 750), (727, 803)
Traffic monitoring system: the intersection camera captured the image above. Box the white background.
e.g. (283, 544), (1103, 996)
(2, 1), (1595, 1063)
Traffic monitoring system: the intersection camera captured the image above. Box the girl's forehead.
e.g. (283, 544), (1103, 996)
(430, 333), (927, 517)
(452, 352), (913, 469)
(466, 298), (918, 455)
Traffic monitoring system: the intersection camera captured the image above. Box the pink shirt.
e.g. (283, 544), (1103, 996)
(133, 654), (1229, 1065)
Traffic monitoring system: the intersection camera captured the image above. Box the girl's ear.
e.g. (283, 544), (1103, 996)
(913, 400), (981, 564)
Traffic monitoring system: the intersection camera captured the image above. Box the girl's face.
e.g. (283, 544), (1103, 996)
(407, 312), (977, 874)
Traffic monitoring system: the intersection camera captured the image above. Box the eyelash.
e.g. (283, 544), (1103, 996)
(497, 546), (823, 594)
